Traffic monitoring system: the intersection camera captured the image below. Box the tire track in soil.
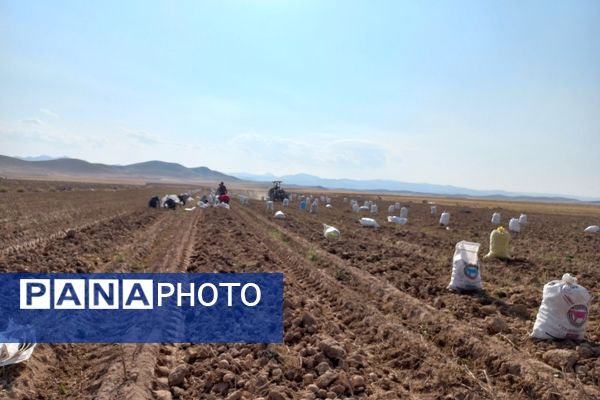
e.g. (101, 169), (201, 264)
(91, 208), (202, 400)
(0, 209), (163, 399)
(0, 208), (200, 400)
(171, 207), (497, 399)
(236, 203), (600, 400)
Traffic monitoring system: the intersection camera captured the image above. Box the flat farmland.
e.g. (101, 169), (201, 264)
(1, 180), (599, 400)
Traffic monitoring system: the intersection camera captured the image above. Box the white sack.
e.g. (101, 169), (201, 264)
(448, 241), (482, 291)
(0, 343), (35, 367)
(0, 321), (36, 367)
(388, 205), (395, 213)
(394, 202), (401, 210)
(387, 216), (408, 225)
(323, 224), (341, 239)
(531, 273), (591, 340)
(282, 198), (290, 207)
(509, 218), (521, 232)
(519, 214), (528, 225)
(359, 206), (370, 212)
(266, 201), (274, 211)
(439, 212), (450, 226)
(274, 211), (285, 219)
(400, 207), (408, 218)
(431, 205), (437, 215)
(491, 212), (501, 225)
(325, 204), (332, 209)
(583, 225), (599, 233)
(352, 204), (360, 212)
(359, 217), (379, 228)
(370, 204), (378, 214)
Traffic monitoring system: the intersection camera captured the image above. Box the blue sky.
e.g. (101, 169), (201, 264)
(1, 1), (599, 197)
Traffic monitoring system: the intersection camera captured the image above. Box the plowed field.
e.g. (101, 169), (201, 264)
(1, 181), (599, 400)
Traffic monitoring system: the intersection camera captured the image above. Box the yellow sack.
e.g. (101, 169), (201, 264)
(484, 226), (510, 259)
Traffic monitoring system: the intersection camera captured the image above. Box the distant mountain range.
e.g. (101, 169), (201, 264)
(2, 155), (597, 202)
(1, 155), (237, 183)
(230, 172), (600, 203)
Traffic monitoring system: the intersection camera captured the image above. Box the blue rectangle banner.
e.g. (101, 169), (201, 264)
(0, 273), (283, 343)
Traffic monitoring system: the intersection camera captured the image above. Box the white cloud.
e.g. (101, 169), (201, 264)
(1, 119), (107, 148)
(125, 129), (161, 145)
(40, 108), (59, 119)
(20, 118), (43, 125)
(226, 133), (400, 176)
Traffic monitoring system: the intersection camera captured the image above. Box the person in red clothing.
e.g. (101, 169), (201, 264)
(216, 182), (230, 203)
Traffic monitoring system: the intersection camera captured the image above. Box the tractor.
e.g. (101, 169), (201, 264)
(268, 180), (288, 202)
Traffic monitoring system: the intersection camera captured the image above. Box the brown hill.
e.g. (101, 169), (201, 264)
(0, 155), (238, 183)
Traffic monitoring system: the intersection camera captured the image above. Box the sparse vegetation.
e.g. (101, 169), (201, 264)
(306, 247), (319, 262)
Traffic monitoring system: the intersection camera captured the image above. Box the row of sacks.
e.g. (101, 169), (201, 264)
(273, 214), (400, 229)
(491, 212), (528, 226)
(449, 241), (591, 340)
(271, 211), (342, 240)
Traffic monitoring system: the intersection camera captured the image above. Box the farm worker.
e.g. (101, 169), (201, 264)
(299, 199), (306, 210)
(216, 182), (227, 196)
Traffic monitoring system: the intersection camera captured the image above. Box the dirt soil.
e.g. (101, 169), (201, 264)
(0, 180), (599, 399)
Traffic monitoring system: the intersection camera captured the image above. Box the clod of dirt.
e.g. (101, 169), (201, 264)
(64, 229), (76, 239)
(307, 384), (319, 393)
(318, 339), (346, 362)
(225, 390), (244, 400)
(576, 343), (599, 359)
(301, 312), (317, 328)
(486, 317), (509, 334)
(171, 387), (185, 398)
(223, 372), (236, 383)
(315, 370), (338, 389)
(480, 304), (497, 315)
(267, 389), (287, 400)
(499, 361), (521, 376)
(509, 303), (530, 318)
(330, 384), (346, 395)
(303, 373), (315, 385)
(315, 361), (330, 375)
(153, 390), (173, 400)
(347, 352), (365, 368)
(350, 374), (366, 392)
(542, 349), (579, 371)
(168, 364), (190, 387)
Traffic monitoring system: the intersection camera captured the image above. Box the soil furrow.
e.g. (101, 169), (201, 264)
(238, 201), (600, 399)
